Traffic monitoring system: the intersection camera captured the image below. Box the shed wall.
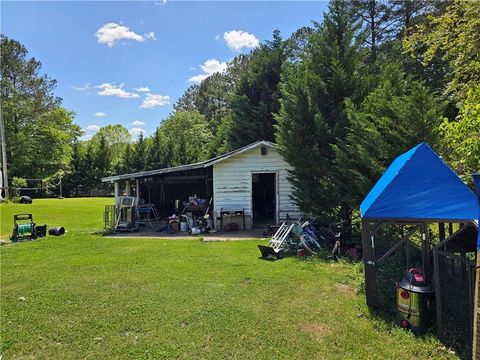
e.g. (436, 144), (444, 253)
(213, 145), (300, 228)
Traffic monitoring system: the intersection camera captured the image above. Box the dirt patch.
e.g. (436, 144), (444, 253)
(335, 283), (354, 296)
(299, 322), (332, 342)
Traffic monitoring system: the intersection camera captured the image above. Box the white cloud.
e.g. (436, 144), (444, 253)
(145, 32), (156, 41)
(79, 134), (92, 141)
(94, 112), (106, 117)
(214, 34), (220, 40)
(72, 83), (90, 91)
(224, 30), (259, 50)
(189, 58), (227, 83)
(131, 120), (146, 126)
(95, 22), (156, 47)
(189, 74), (209, 83)
(96, 83), (139, 98)
(200, 58), (228, 74)
(155, 0), (167, 5)
(134, 86), (151, 93)
(86, 124), (101, 132)
(140, 93), (171, 108)
(130, 128), (146, 136)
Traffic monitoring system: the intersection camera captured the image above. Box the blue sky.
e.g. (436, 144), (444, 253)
(1, 1), (328, 140)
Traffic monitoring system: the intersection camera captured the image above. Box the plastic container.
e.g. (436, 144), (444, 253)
(48, 227), (65, 236)
(180, 221), (188, 232)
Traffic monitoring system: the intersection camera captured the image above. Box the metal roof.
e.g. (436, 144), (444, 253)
(101, 140), (277, 182)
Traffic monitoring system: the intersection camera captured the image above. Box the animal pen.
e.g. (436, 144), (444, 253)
(361, 143), (480, 359)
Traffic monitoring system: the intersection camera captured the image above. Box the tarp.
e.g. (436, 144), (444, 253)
(361, 142), (480, 222)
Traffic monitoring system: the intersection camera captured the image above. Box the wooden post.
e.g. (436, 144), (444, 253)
(0, 110), (9, 199)
(136, 179), (140, 203)
(421, 222), (432, 284)
(439, 222), (445, 242)
(473, 253), (480, 360)
(125, 180), (131, 196)
(362, 219), (377, 308)
(433, 249), (442, 335)
(114, 181), (120, 206)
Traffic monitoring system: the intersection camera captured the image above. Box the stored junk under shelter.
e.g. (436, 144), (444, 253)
(101, 141), (300, 229)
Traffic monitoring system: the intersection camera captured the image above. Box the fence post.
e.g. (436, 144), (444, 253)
(421, 222), (432, 284)
(467, 262), (474, 353)
(433, 249), (442, 335)
(363, 219), (377, 308)
(473, 253), (480, 360)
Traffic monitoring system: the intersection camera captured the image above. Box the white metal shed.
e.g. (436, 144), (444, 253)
(102, 140), (300, 229)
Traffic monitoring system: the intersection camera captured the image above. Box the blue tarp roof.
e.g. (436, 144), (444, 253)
(360, 142), (480, 222)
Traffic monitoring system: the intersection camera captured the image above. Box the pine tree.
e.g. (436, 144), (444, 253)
(226, 30), (287, 149)
(146, 128), (165, 170)
(131, 133), (147, 172)
(63, 141), (85, 196)
(94, 134), (111, 179)
(122, 143), (135, 174)
(276, 0), (366, 233)
(333, 64), (443, 206)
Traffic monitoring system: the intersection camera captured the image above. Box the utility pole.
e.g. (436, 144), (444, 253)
(0, 106), (9, 200)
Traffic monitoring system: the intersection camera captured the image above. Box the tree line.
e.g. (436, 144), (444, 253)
(1, 0), (479, 234)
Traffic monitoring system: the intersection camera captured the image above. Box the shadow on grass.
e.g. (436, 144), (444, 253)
(290, 252), (466, 359)
(258, 256), (278, 262)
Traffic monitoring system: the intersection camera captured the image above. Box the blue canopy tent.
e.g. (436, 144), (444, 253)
(361, 142), (479, 222)
(361, 142), (479, 309)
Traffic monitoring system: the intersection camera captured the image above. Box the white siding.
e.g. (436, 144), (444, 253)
(213, 145), (300, 227)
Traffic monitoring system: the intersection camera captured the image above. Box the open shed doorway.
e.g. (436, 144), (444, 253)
(252, 172), (277, 227)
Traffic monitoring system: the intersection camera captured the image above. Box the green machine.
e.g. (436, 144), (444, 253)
(11, 214), (37, 242)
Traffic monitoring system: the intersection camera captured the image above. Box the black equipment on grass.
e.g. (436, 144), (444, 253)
(48, 227), (65, 236)
(36, 225), (48, 238)
(10, 214), (38, 242)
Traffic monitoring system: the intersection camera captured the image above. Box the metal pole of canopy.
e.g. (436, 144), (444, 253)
(362, 218), (377, 308)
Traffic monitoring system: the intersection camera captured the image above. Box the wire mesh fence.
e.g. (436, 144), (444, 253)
(434, 250), (475, 360)
(372, 224), (423, 311)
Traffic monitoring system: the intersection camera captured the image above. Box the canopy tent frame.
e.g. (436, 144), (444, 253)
(361, 143), (480, 358)
(362, 218), (471, 308)
(361, 143), (479, 308)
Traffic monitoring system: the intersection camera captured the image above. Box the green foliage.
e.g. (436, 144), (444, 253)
(333, 64), (444, 204)
(93, 135), (110, 179)
(173, 54), (250, 150)
(11, 177), (27, 198)
(145, 128), (165, 170)
(276, 0), (366, 224)
(438, 85), (480, 182)
(90, 124), (131, 170)
(404, 0), (480, 104)
(156, 111), (213, 167)
(173, 84), (199, 112)
(130, 133), (147, 172)
(226, 30), (287, 150)
(1, 36), (81, 180)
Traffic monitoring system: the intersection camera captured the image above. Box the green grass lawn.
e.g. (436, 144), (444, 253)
(0, 198), (456, 359)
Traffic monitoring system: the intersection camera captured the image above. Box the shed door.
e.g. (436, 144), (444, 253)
(251, 172), (278, 227)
